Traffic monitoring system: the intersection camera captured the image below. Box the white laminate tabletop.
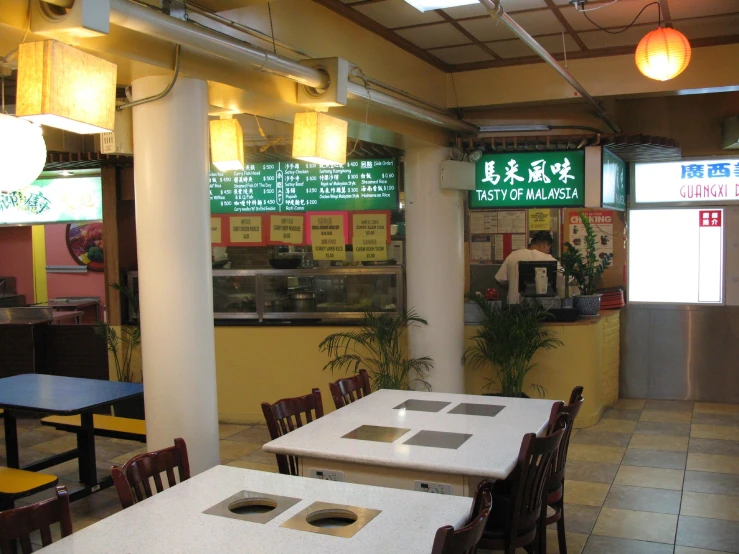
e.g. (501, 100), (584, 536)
(40, 465), (471, 554)
(263, 389), (557, 480)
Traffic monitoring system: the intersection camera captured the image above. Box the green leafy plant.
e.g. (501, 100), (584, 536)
(463, 293), (562, 397)
(94, 283), (141, 383)
(319, 310), (434, 391)
(568, 212), (614, 296)
(556, 243), (582, 300)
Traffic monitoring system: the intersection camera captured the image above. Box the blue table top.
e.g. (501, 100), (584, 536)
(0, 374), (143, 414)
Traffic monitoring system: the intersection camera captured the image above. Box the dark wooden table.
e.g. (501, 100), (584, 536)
(0, 374), (143, 501)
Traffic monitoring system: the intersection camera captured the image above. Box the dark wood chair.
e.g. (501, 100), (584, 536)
(261, 388), (324, 475)
(478, 426), (565, 554)
(431, 480), (493, 554)
(329, 369), (372, 409)
(540, 387), (585, 554)
(111, 437), (191, 509)
(0, 486), (72, 554)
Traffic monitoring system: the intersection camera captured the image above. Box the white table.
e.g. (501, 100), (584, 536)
(263, 389), (556, 496)
(41, 465), (472, 554)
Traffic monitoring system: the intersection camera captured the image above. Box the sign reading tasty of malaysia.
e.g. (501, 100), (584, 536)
(634, 159), (739, 204)
(471, 151), (585, 209)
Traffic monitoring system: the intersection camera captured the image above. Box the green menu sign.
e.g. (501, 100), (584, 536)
(0, 176), (102, 225)
(210, 159), (398, 213)
(471, 151), (585, 208)
(602, 149), (626, 211)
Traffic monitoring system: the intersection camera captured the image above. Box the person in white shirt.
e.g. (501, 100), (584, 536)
(495, 231), (563, 305)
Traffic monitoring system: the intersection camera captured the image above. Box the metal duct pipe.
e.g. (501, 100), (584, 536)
(478, 0), (622, 133)
(41, 0), (75, 7)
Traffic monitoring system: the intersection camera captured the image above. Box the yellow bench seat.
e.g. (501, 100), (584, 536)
(0, 467), (58, 499)
(41, 414), (146, 442)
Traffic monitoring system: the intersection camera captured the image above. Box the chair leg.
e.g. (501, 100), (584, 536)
(556, 499), (567, 554)
(538, 503), (548, 554)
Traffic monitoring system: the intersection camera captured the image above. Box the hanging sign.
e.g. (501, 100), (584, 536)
(211, 217), (223, 244)
(634, 158), (739, 204)
(310, 214), (346, 261)
(471, 151), (585, 208)
(268, 214), (304, 245)
(528, 209), (550, 231)
(602, 150), (627, 211)
(229, 215), (264, 244)
(352, 213), (388, 262)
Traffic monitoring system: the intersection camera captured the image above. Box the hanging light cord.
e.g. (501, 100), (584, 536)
(346, 66), (372, 158)
(267, 2), (278, 55)
(582, 1), (661, 34)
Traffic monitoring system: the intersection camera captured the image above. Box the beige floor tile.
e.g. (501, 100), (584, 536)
(687, 453), (739, 475)
(218, 423), (249, 439)
(568, 444), (626, 464)
(563, 480), (610, 507)
(219, 440), (262, 461)
(108, 447), (148, 466)
(545, 529), (588, 554)
(587, 419), (637, 434)
(640, 410), (693, 424)
(691, 424), (739, 441)
(613, 465), (684, 490)
(616, 399), (646, 410)
(694, 403), (739, 415)
(629, 433), (689, 452)
(681, 491), (739, 522)
(675, 547), (734, 554)
(592, 507), (677, 544)
(28, 435), (80, 454)
(227, 459), (278, 473)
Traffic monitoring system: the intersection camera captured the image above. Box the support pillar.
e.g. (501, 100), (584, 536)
(131, 76), (220, 474)
(405, 147), (465, 393)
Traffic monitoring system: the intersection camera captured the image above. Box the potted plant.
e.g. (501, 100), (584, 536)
(556, 243), (581, 309)
(568, 212), (614, 316)
(319, 310), (434, 391)
(463, 293), (562, 398)
(95, 283), (144, 419)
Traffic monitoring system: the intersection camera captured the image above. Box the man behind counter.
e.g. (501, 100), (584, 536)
(495, 231), (562, 305)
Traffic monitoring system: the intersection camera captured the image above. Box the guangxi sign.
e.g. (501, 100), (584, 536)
(471, 151), (585, 208)
(634, 159), (739, 203)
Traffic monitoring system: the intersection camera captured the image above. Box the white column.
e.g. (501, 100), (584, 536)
(131, 77), (220, 474)
(405, 147), (465, 393)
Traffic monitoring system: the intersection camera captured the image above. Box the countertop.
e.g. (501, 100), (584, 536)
(40, 465), (471, 554)
(264, 389), (555, 480)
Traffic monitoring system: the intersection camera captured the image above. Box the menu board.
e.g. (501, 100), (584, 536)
(229, 216), (264, 244)
(211, 217), (222, 244)
(470, 235), (492, 264)
(0, 176), (102, 225)
(497, 210), (526, 233)
(269, 214), (304, 245)
(310, 214), (346, 261)
(352, 213), (388, 262)
(470, 211), (497, 234)
(210, 159), (398, 214)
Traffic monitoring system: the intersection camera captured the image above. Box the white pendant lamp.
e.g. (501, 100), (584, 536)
(210, 118), (245, 172)
(292, 112), (347, 166)
(0, 114), (47, 191)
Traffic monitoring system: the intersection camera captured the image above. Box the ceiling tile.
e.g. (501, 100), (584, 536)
(430, 44), (495, 64)
(441, 4), (489, 19)
(458, 17), (517, 41)
(499, 0), (548, 10)
(537, 33), (582, 54)
(560, 0), (659, 32)
(668, 0), (739, 19)
(488, 33), (580, 58)
(578, 25), (648, 50)
(395, 22), (471, 49)
(505, 9), (566, 35)
(353, 1), (443, 29)
(673, 13), (739, 40)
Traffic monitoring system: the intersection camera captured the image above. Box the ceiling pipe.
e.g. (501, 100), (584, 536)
(107, 0), (477, 134)
(478, 0), (622, 134)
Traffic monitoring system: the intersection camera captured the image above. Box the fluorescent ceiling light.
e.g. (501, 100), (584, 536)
(479, 124), (551, 132)
(404, 0), (479, 13)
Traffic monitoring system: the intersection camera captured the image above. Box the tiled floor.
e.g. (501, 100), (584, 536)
(4, 399), (739, 553)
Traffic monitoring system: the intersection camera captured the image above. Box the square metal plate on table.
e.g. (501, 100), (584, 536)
(203, 490), (301, 524)
(393, 399), (451, 413)
(341, 425), (411, 443)
(447, 403), (506, 417)
(403, 430), (473, 450)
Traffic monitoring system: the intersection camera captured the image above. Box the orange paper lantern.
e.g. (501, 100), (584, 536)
(635, 27), (691, 81)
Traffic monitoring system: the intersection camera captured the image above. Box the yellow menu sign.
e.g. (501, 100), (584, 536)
(229, 216), (263, 244)
(310, 214), (346, 261)
(528, 209), (550, 231)
(211, 217), (222, 244)
(270, 215), (304, 245)
(352, 213), (388, 262)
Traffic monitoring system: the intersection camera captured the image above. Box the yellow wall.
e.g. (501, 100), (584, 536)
(31, 225), (47, 304)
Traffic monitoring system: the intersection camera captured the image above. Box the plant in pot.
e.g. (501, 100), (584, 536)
(569, 212), (614, 316)
(319, 310), (434, 391)
(463, 293), (562, 398)
(94, 283), (144, 419)
(556, 243), (582, 309)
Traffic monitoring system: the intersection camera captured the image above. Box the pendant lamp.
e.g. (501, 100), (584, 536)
(292, 112), (347, 166)
(0, 114), (47, 191)
(210, 118), (245, 172)
(635, 27), (691, 81)
(15, 40), (117, 134)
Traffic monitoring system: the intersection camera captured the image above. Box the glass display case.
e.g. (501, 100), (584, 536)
(128, 266), (404, 322)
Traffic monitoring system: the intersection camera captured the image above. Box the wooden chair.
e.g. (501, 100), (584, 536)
(478, 427), (565, 554)
(431, 480), (493, 554)
(539, 387), (585, 554)
(329, 369), (372, 409)
(111, 437), (190, 509)
(0, 486), (72, 554)
(261, 388), (324, 476)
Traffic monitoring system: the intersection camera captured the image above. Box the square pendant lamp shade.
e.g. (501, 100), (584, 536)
(16, 40), (117, 134)
(292, 112), (347, 166)
(210, 118), (245, 172)
(403, 0), (478, 12)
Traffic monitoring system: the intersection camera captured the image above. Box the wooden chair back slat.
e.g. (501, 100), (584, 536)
(0, 486), (72, 554)
(329, 369), (371, 409)
(111, 438), (191, 509)
(262, 388), (324, 476)
(547, 389), (584, 484)
(431, 482), (493, 554)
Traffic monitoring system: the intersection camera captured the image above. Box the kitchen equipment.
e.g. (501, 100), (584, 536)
(290, 291), (316, 312)
(270, 258), (301, 269)
(535, 267), (548, 295)
(361, 259), (396, 266)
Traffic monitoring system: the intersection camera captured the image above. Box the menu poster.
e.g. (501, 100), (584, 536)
(229, 216), (264, 245)
(511, 234), (527, 251)
(269, 214), (304, 245)
(497, 210), (526, 233)
(211, 217), (223, 245)
(470, 211), (497, 234)
(494, 234), (504, 262)
(470, 235), (493, 264)
(528, 209), (550, 231)
(310, 214), (346, 261)
(569, 209), (613, 259)
(352, 213), (388, 262)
